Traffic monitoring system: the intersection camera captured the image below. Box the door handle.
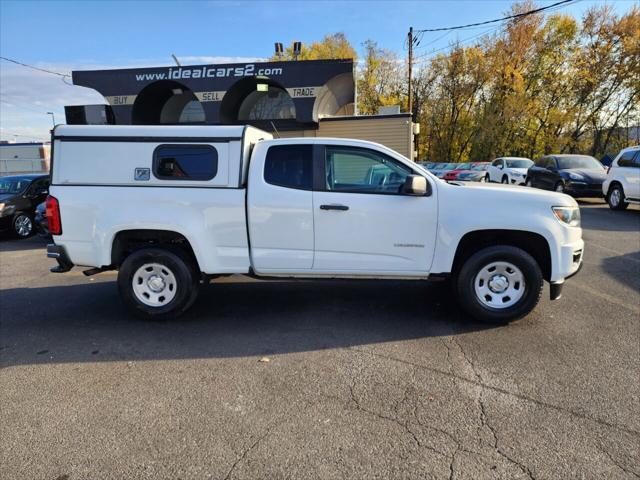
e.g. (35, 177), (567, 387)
(320, 204), (349, 211)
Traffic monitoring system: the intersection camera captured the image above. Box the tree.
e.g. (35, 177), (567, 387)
(357, 40), (405, 115)
(271, 33), (357, 61)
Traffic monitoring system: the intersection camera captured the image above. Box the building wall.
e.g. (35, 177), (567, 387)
(277, 115), (414, 158)
(0, 144), (50, 175)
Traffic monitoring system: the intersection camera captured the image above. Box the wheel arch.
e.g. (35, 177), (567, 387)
(451, 229), (552, 281)
(110, 229), (201, 271)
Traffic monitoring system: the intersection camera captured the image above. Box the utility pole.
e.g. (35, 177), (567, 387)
(407, 26), (413, 117)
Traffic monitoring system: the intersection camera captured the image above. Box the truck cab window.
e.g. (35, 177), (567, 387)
(153, 145), (218, 181)
(264, 145), (313, 190)
(325, 146), (411, 194)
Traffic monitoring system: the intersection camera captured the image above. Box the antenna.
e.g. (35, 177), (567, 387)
(171, 54), (181, 66)
(270, 121), (281, 138)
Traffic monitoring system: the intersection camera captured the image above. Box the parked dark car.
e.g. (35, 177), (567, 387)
(526, 155), (607, 197)
(34, 201), (50, 237)
(0, 174), (50, 238)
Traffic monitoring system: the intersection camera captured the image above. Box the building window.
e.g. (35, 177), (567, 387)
(264, 145), (313, 190)
(153, 145), (218, 181)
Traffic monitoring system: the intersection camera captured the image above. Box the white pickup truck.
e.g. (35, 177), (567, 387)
(46, 125), (584, 323)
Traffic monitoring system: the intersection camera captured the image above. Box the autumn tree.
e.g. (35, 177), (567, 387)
(357, 40), (405, 115)
(271, 33), (357, 61)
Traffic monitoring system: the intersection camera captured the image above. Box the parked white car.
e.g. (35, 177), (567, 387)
(602, 145), (640, 210)
(487, 157), (534, 185)
(46, 125), (584, 324)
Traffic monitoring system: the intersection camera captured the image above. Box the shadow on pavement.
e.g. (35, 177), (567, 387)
(601, 251), (640, 291)
(0, 278), (494, 368)
(0, 235), (48, 252)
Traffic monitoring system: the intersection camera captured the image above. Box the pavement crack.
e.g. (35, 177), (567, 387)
(452, 338), (536, 480)
(223, 428), (272, 480)
(600, 446), (640, 479)
(348, 376), (449, 459)
(347, 346), (640, 438)
(222, 407), (301, 480)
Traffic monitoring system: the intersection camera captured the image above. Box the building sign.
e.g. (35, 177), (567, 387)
(70, 59), (355, 129)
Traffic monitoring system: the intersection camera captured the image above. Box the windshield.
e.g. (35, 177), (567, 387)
(453, 163), (471, 170)
(505, 159), (533, 168)
(557, 155), (603, 170)
(442, 163), (457, 170)
(471, 164), (489, 171)
(0, 177), (32, 195)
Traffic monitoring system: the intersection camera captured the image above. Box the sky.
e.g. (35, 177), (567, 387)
(0, 0), (636, 142)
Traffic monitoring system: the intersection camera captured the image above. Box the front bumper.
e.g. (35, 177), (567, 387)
(550, 240), (584, 300)
(565, 182), (604, 197)
(47, 243), (74, 273)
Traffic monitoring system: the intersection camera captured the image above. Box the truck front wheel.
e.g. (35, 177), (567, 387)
(455, 245), (543, 324)
(118, 248), (199, 320)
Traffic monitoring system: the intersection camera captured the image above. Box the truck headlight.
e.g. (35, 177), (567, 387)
(552, 206), (580, 227)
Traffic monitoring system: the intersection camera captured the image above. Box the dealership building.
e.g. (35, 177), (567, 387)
(66, 59), (416, 158)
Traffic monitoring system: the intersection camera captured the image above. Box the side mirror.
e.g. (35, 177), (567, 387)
(402, 175), (428, 196)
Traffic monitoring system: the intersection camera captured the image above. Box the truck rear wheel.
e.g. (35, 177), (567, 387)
(455, 245), (543, 324)
(118, 248), (199, 320)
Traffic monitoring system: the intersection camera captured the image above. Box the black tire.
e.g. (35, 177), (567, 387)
(501, 175), (509, 184)
(554, 181), (565, 193)
(455, 245), (543, 324)
(12, 213), (34, 239)
(485, 174), (491, 183)
(118, 247), (199, 320)
(607, 184), (628, 210)
(525, 178), (533, 187)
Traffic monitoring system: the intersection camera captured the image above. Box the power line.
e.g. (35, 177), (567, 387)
(413, 25), (503, 63)
(0, 56), (70, 78)
(415, 0), (576, 33)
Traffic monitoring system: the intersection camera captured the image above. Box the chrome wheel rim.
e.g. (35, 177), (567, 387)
(15, 215), (32, 237)
(610, 189), (621, 207)
(526, 180), (532, 187)
(474, 261), (525, 309)
(555, 183), (564, 192)
(132, 263), (177, 307)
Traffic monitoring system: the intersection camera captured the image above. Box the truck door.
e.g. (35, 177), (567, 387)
(312, 145), (437, 274)
(247, 144), (314, 272)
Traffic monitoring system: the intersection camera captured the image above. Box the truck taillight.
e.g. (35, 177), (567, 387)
(46, 195), (62, 235)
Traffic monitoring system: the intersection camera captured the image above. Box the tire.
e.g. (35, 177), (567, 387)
(484, 174), (490, 183)
(118, 247), (199, 320)
(12, 213), (33, 239)
(501, 175), (509, 184)
(525, 178), (533, 187)
(455, 245), (543, 324)
(607, 184), (628, 210)
(554, 181), (565, 193)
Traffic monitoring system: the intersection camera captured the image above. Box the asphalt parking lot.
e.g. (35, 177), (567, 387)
(1, 200), (638, 480)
